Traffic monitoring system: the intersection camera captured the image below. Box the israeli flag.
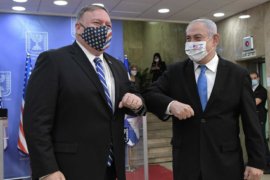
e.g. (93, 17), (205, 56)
(124, 115), (141, 147)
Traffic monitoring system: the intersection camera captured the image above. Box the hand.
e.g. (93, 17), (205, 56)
(169, 101), (194, 120)
(41, 171), (66, 180)
(244, 166), (263, 180)
(118, 93), (143, 110)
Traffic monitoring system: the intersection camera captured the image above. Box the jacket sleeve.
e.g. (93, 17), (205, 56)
(143, 65), (174, 120)
(23, 51), (59, 179)
(240, 70), (266, 170)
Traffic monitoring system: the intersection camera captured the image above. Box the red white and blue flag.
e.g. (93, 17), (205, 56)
(17, 54), (32, 155)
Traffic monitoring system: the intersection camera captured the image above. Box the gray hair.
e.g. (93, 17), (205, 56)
(76, 5), (109, 22)
(186, 19), (217, 37)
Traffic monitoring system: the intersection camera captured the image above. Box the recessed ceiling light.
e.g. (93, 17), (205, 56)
(158, 8), (170, 13)
(92, 3), (105, 7)
(12, 6), (26, 11)
(239, 15), (250, 19)
(213, 12), (225, 17)
(13, 0), (28, 2)
(53, 0), (68, 6)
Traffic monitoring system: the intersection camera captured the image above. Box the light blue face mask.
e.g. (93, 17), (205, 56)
(252, 79), (259, 87)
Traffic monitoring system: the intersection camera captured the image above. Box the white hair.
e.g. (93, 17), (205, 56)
(76, 5), (109, 22)
(186, 19), (217, 37)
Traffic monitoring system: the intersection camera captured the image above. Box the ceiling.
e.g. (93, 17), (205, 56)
(0, 0), (269, 23)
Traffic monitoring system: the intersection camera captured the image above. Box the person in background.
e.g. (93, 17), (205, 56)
(250, 72), (270, 174)
(150, 52), (167, 82)
(129, 64), (140, 91)
(23, 5), (145, 180)
(143, 18), (265, 180)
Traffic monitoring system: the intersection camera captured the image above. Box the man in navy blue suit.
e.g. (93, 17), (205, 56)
(23, 5), (145, 180)
(143, 19), (265, 180)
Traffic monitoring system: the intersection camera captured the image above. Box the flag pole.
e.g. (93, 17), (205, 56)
(0, 108), (8, 180)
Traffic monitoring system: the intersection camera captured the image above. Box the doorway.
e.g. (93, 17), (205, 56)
(237, 57), (268, 139)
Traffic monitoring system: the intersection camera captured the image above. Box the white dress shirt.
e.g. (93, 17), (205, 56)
(193, 53), (219, 100)
(252, 84), (259, 92)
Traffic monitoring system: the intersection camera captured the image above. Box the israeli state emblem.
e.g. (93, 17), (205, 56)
(26, 31), (48, 56)
(0, 71), (11, 97)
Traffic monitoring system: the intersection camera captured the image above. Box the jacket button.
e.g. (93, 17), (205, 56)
(201, 119), (206, 123)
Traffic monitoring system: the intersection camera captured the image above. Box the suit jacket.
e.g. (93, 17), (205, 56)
(23, 42), (144, 180)
(254, 84), (268, 123)
(143, 58), (265, 180)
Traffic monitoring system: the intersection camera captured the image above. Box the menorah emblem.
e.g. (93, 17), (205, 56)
(30, 33), (43, 51)
(26, 31), (48, 56)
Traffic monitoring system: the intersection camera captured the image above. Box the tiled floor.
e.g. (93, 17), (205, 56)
(160, 162), (270, 180)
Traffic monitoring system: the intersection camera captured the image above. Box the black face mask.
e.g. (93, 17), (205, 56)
(80, 23), (112, 51)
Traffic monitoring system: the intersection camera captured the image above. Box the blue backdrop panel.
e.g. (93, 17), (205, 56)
(0, 13), (123, 179)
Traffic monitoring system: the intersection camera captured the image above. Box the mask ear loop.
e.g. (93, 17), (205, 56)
(79, 23), (86, 29)
(205, 35), (218, 54)
(76, 23), (87, 37)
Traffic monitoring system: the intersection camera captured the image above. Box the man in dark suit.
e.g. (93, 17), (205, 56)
(23, 5), (145, 180)
(250, 72), (270, 172)
(143, 19), (265, 180)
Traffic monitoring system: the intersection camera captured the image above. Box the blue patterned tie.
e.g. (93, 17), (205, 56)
(94, 57), (113, 110)
(94, 57), (114, 167)
(197, 65), (208, 111)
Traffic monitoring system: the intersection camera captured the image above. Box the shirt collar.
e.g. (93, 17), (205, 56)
(252, 84), (259, 91)
(76, 40), (104, 62)
(194, 53), (219, 73)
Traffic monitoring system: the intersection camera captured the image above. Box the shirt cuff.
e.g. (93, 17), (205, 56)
(39, 174), (49, 180)
(133, 105), (146, 116)
(165, 101), (175, 115)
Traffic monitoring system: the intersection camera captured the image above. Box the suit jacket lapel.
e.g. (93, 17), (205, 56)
(205, 58), (228, 111)
(70, 42), (109, 108)
(184, 60), (202, 112)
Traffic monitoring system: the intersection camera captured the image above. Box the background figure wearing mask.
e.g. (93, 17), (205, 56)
(23, 5), (146, 180)
(130, 64), (140, 91)
(143, 19), (265, 180)
(250, 72), (270, 173)
(150, 52), (166, 82)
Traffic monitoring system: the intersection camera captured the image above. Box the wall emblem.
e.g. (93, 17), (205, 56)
(26, 31), (48, 56)
(0, 71), (11, 97)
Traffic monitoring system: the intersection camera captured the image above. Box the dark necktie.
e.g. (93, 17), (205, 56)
(197, 65), (207, 111)
(94, 57), (114, 167)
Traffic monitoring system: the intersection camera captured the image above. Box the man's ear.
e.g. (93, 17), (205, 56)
(213, 33), (220, 46)
(75, 23), (81, 31)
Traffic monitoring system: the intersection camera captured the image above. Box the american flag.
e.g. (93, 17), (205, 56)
(17, 54), (32, 155)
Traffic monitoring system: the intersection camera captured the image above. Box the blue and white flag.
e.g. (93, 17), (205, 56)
(123, 55), (129, 71)
(124, 115), (141, 147)
(0, 86), (3, 109)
